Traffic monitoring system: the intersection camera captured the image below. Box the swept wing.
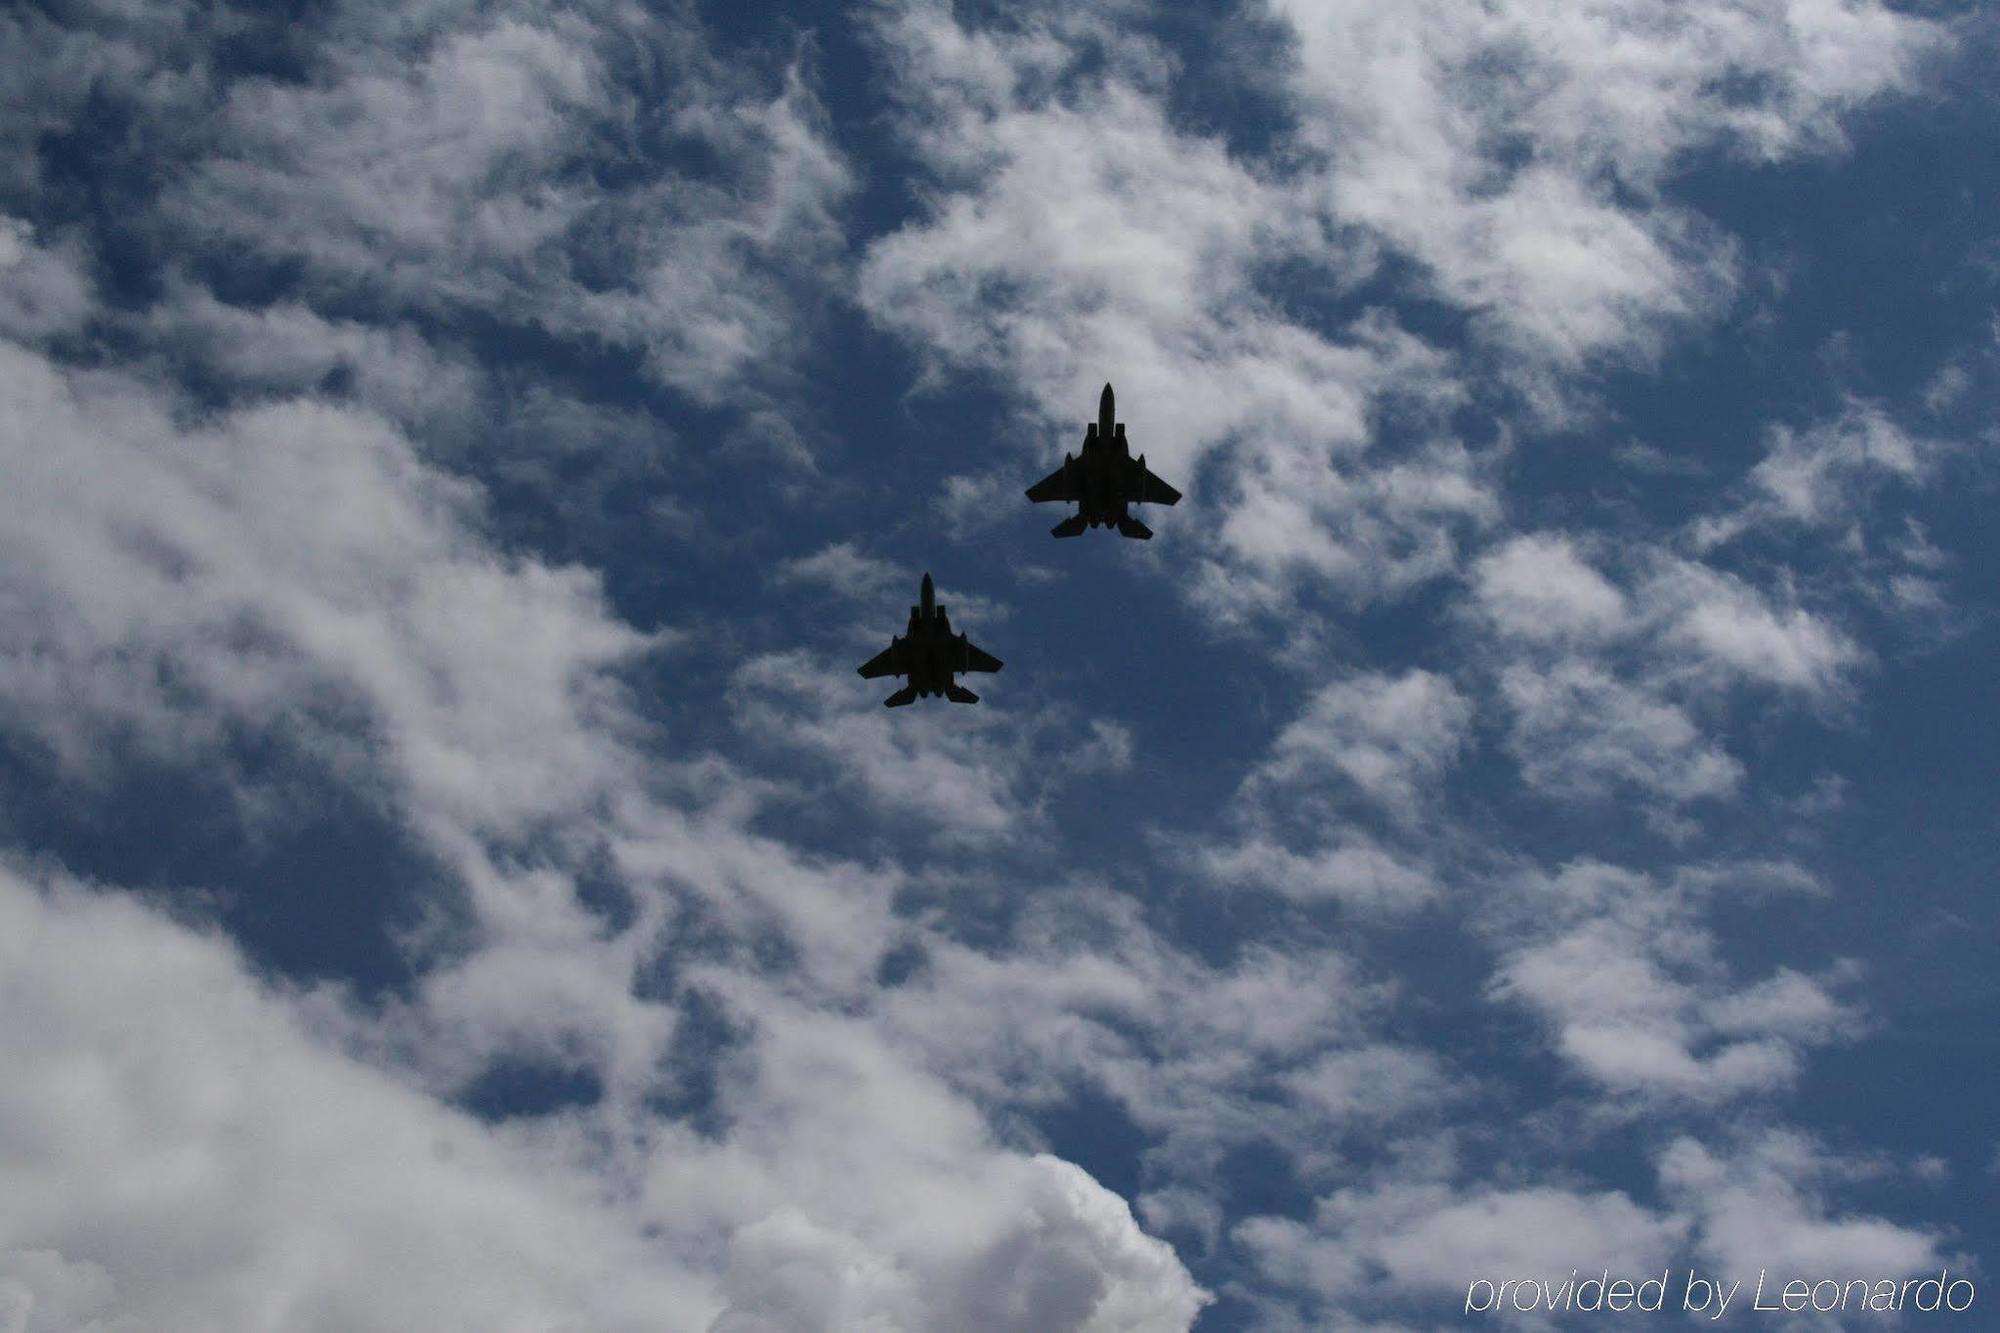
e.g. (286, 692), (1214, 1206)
(960, 640), (1004, 674)
(1025, 465), (1077, 504)
(1129, 460), (1182, 506)
(857, 641), (903, 679)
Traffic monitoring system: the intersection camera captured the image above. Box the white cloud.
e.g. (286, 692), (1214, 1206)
(1199, 435), (1496, 611)
(1190, 835), (1439, 913)
(1484, 861), (1864, 1104)
(727, 649), (1035, 844)
(1279, 1045), (1460, 1127)
(1273, 0), (1940, 376)
(1470, 534), (1863, 816)
(195, 9), (849, 403)
(1650, 562), (1860, 694)
(139, 283), (482, 436)
(876, 888), (1436, 1190)
(1750, 400), (1933, 526)
(712, 1153), (1207, 1332)
(1066, 719), (1136, 776)
(0, 864), (713, 1332)
(773, 542), (906, 602)
(0, 218), (93, 341)
(862, 0), (1492, 612)
(860, 0), (1939, 637)
(0, 863), (1213, 1332)
(0, 341), (653, 845)
(0, 4), (209, 203)
(1660, 1132), (1946, 1279)
(1498, 660), (1743, 808)
(1692, 399), (1949, 557)
(1239, 1126), (1945, 1320)
(1245, 668), (1473, 821)
(1472, 534), (1629, 644)
(1239, 1181), (1685, 1306)
(1, 5), (1978, 1329)
(6, 3), (854, 419)
(656, 978), (1213, 1332)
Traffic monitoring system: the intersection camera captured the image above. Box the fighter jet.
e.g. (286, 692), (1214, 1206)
(857, 573), (1003, 706)
(1025, 383), (1183, 539)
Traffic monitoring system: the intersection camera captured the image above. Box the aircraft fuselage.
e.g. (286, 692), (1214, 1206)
(859, 573), (1001, 705)
(1024, 382), (1182, 540)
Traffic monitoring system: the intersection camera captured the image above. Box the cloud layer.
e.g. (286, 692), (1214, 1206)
(1, 0), (1987, 1328)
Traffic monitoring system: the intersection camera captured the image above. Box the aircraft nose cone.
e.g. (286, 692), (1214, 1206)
(1100, 383), (1114, 408)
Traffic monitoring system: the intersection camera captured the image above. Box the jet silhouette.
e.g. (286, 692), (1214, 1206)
(857, 573), (1003, 706)
(1025, 383), (1183, 539)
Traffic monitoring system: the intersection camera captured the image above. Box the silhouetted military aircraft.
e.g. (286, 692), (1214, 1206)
(857, 573), (1003, 706)
(1025, 383), (1182, 539)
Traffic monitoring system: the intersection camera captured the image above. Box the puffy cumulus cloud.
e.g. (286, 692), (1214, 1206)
(0, 864), (712, 1332)
(1659, 1132), (1946, 1279)
(1483, 861), (1865, 1105)
(0, 864), (1212, 1333)
(1243, 668), (1474, 821)
(638, 980), (1211, 1333)
(1273, 0), (1942, 376)
(0, 323), (1207, 1314)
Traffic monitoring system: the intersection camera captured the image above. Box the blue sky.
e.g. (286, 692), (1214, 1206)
(1, 1), (1995, 1328)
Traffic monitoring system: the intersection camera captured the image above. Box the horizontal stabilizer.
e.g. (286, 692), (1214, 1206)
(1116, 515), (1153, 540)
(1051, 514), (1088, 539)
(945, 684), (980, 704)
(884, 685), (919, 707)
